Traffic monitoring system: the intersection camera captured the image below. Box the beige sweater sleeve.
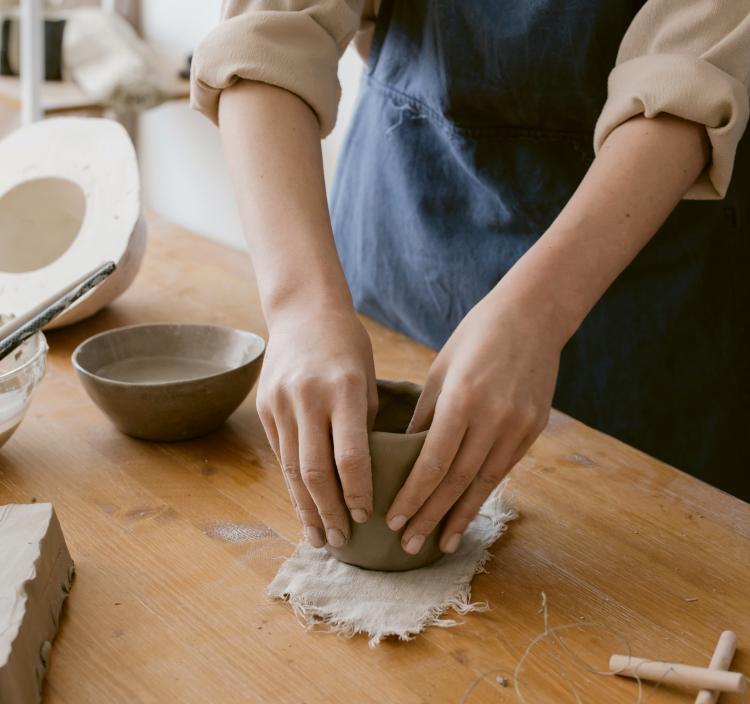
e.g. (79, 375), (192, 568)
(190, 0), (375, 136)
(194, 0), (750, 197)
(594, 0), (750, 199)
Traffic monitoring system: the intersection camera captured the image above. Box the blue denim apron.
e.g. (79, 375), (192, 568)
(330, 0), (749, 498)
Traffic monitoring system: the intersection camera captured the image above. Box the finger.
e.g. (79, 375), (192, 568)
(257, 407), (283, 483)
(399, 425), (495, 554)
(406, 380), (440, 433)
(366, 376), (379, 429)
(297, 409), (351, 548)
(275, 416), (327, 548)
(438, 437), (528, 554)
(386, 394), (467, 531)
(331, 382), (373, 524)
(257, 405), (280, 459)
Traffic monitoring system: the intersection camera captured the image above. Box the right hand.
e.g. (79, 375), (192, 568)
(256, 305), (378, 548)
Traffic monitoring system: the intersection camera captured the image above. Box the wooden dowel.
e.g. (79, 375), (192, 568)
(0, 262), (115, 360)
(609, 655), (747, 694)
(695, 631), (738, 704)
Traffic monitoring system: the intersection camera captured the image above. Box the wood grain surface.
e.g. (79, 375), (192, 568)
(1, 213), (747, 703)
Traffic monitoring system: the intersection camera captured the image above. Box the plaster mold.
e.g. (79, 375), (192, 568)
(0, 117), (146, 328)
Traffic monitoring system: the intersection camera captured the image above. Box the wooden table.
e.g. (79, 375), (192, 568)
(1, 214), (748, 703)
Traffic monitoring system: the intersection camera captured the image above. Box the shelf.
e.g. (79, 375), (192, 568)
(0, 54), (190, 114)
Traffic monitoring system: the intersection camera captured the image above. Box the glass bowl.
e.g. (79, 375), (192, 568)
(0, 330), (48, 448)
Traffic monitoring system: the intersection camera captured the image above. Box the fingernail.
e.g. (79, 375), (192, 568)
(404, 535), (425, 555)
(305, 526), (325, 548)
(326, 528), (346, 547)
(388, 514), (407, 531)
(350, 508), (369, 524)
(443, 533), (462, 554)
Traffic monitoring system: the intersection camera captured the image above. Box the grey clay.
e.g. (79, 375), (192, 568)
(325, 380), (446, 571)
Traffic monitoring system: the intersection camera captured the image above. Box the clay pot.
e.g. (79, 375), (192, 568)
(325, 380), (445, 571)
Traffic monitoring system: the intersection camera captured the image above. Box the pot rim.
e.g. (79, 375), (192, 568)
(369, 428), (428, 440)
(71, 322), (265, 389)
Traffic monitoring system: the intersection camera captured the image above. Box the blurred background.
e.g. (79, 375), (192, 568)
(0, 0), (362, 249)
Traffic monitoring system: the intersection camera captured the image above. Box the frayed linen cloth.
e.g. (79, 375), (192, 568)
(267, 484), (516, 646)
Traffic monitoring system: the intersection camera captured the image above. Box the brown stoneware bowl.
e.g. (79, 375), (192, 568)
(72, 323), (265, 441)
(325, 380), (446, 571)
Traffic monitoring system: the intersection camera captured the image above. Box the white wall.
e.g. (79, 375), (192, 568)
(138, 0), (361, 250)
(323, 49), (362, 189)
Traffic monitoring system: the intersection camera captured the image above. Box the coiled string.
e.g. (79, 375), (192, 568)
(460, 593), (674, 703)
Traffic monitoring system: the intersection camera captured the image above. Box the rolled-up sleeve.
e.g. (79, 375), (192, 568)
(594, 0), (750, 199)
(190, 0), (365, 136)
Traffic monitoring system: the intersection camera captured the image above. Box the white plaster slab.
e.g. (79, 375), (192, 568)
(0, 503), (74, 704)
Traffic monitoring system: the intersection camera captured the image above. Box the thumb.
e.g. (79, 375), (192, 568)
(366, 374), (379, 430)
(406, 380), (441, 433)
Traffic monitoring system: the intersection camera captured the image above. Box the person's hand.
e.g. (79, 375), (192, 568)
(257, 305), (378, 549)
(386, 295), (562, 555)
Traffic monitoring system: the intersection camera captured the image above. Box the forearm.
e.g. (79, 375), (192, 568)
(493, 114), (711, 345)
(218, 80), (353, 324)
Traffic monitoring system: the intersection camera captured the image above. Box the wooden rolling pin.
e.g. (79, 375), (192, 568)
(696, 631), (738, 704)
(610, 654), (747, 693)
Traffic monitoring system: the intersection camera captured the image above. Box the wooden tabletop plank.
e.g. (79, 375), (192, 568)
(1, 213), (747, 703)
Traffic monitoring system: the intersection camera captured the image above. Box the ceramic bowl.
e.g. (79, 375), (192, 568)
(0, 329), (47, 449)
(72, 323), (265, 441)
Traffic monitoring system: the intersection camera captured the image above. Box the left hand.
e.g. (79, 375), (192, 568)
(386, 293), (562, 555)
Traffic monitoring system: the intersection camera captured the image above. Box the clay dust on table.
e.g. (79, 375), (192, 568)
(204, 521), (276, 543)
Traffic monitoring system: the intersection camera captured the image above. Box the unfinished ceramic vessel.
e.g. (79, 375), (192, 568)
(72, 323), (265, 441)
(326, 380), (446, 571)
(0, 117), (146, 329)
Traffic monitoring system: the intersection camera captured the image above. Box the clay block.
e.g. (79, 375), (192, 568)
(0, 503), (74, 704)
